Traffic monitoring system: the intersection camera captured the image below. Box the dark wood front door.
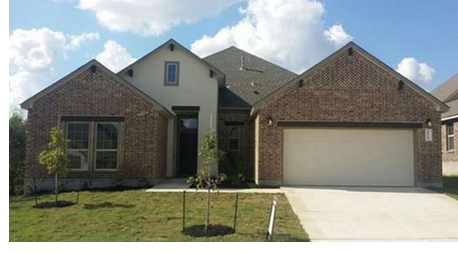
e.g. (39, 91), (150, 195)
(177, 115), (198, 176)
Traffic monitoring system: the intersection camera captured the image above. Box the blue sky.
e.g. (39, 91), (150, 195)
(9, 0), (458, 113)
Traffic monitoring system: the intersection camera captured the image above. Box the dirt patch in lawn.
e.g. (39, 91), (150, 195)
(34, 201), (75, 209)
(183, 224), (235, 237)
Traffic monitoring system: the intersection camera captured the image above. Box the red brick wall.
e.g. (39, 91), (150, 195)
(25, 67), (168, 185)
(256, 48), (442, 186)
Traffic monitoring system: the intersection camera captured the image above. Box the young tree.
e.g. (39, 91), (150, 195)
(188, 129), (226, 231)
(38, 127), (69, 203)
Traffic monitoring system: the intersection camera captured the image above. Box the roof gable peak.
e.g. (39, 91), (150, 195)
(251, 41), (448, 113)
(117, 38), (224, 78)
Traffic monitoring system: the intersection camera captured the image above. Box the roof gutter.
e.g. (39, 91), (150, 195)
(442, 114), (458, 122)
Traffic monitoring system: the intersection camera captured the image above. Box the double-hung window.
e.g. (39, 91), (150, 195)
(66, 122), (90, 170)
(447, 123), (454, 151)
(65, 120), (121, 171)
(228, 126), (241, 151)
(165, 62), (179, 85)
(95, 122), (120, 170)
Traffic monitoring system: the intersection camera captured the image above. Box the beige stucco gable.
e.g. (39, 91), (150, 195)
(118, 39), (223, 176)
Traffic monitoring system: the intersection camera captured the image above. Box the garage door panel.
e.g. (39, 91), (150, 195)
(283, 128), (414, 186)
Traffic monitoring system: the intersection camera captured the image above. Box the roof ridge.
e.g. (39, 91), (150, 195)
(205, 46), (297, 77)
(203, 45), (238, 59)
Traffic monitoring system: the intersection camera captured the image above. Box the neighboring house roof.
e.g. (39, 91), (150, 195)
(441, 99), (458, 119)
(431, 73), (458, 102)
(251, 41), (449, 116)
(430, 73), (458, 120)
(204, 46), (298, 109)
(20, 59), (174, 118)
(118, 39), (225, 80)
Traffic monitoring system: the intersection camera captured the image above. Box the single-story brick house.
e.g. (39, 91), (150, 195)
(21, 39), (448, 190)
(431, 73), (458, 175)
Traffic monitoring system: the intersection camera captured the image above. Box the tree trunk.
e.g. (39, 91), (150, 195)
(55, 172), (58, 203)
(205, 188), (211, 231)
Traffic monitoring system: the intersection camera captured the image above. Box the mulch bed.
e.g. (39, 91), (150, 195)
(183, 224), (235, 237)
(33, 201), (75, 209)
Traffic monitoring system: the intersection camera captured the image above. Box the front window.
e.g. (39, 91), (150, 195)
(228, 126), (241, 151)
(95, 122), (120, 169)
(66, 122), (90, 170)
(447, 123), (454, 151)
(165, 62), (179, 85)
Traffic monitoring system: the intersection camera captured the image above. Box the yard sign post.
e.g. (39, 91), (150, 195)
(182, 191), (186, 232)
(233, 193), (239, 231)
(266, 196), (278, 242)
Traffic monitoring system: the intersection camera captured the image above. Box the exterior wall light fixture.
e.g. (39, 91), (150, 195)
(267, 117), (273, 127)
(425, 118), (432, 128)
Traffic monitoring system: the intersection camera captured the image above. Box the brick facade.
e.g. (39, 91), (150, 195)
(24, 66), (169, 191)
(255, 48), (443, 187)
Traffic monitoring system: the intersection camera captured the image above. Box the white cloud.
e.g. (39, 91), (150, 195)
(191, 0), (353, 73)
(396, 57), (436, 88)
(77, 0), (241, 36)
(324, 24), (353, 46)
(9, 28), (100, 114)
(68, 32), (100, 49)
(95, 40), (137, 73)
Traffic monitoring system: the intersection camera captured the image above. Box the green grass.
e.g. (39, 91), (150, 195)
(9, 190), (308, 242)
(442, 176), (458, 200)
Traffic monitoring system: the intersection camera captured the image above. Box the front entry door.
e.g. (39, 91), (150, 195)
(177, 115), (198, 176)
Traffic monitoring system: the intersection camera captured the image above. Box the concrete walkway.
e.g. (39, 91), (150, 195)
(146, 187), (283, 193)
(146, 178), (283, 193)
(282, 187), (458, 241)
(151, 178), (192, 190)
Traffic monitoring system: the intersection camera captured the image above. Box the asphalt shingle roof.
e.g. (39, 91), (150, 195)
(431, 73), (458, 102)
(204, 46), (297, 109)
(431, 73), (458, 118)
(442, 99), (458, 118)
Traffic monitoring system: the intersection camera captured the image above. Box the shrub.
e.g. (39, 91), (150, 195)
(9, 113), (26, 195)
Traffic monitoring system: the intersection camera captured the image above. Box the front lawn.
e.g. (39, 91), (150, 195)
(9, 190), (308, 242)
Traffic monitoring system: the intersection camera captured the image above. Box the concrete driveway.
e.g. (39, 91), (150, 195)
(282, 187), (458, 241)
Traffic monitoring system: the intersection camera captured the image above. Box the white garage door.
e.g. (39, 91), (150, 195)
(283, 128), (415, 186)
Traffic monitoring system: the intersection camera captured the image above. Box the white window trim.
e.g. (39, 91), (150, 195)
(66, 121), (90, 171)
(164, 61), (179, 86)
(94, 122), (121, 171)
(228, 126), (241, 151)
(447, 123), (454, 152)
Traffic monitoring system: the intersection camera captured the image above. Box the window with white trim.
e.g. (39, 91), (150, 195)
(228, 126), (241, 151)
(95, 122), (120, 170)
(165, 62), (179, 85)
(447, 123), (454, 151)
(66, 122), (90, 170)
